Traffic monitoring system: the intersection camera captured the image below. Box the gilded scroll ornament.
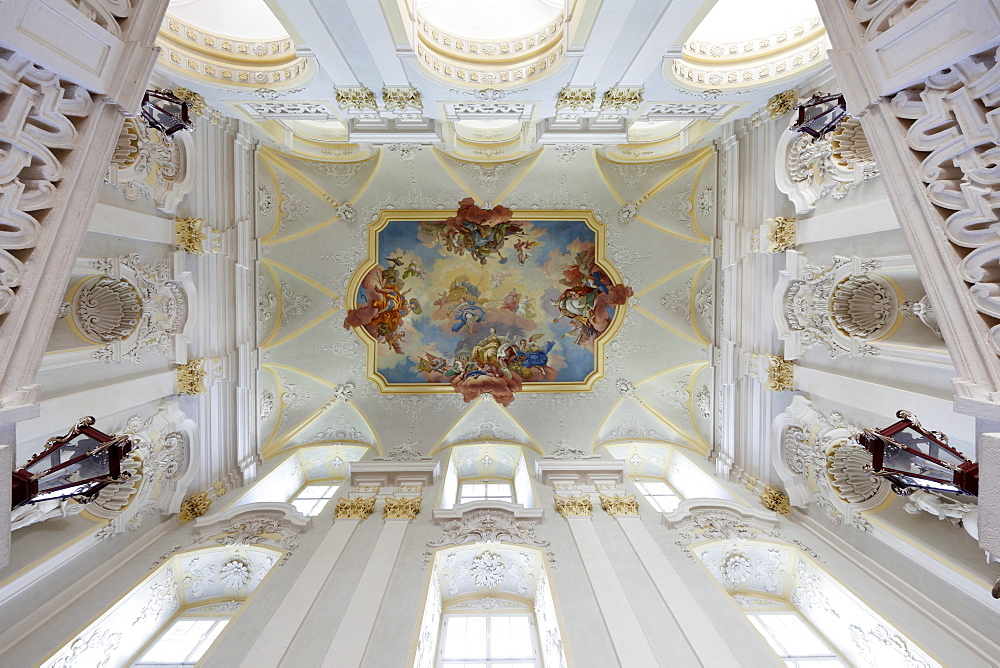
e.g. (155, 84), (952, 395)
(764, 355), (794, 392)
(766, 89), (799, 119)
(556, 87), (595, 111)
(179, 491), (212, 522)
(599, 494), (640, 516)
(174, 217), (207, 254)
(767, 217), (796, 253)
(176, 359), (208, 395)
(336, 87), (378, 112)
(760, 485), (791, 515)
(554, 494), (593, 517)
(384, 496), (422, 519)
(382, 87), (422, 112)
(601, 87), (644, 111)
(335, 496), (377, 520)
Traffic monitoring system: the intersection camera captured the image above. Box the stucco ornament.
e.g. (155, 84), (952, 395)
(219, 558), (253, 590)
(469, 552), (506, 589)
(720, 549), (754, 587)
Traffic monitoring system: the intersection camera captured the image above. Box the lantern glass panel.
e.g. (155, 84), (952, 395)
(890, 427), (967, 467)
(31, 437), (108, 494)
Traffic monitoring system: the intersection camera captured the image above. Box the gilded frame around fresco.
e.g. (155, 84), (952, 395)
(344, 208), (627, 395)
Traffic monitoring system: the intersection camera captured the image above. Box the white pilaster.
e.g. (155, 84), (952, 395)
(321, 518), (411, 667)
(615, 515), (739, 667)
(563, 516), (658, 666)
(243, 519), (360, 668)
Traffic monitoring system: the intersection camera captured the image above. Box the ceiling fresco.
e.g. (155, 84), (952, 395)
(253, 143), (717, 461)
(344, 203), (631, 405)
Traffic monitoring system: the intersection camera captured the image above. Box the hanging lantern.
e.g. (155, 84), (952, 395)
(11, 417), (134, 508)
(791, 91), (848, 140)
(140, 89), (194, 135)
(855, 410), (978, 496)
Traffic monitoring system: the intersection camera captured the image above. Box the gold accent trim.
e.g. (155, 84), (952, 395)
(335, 496), (377, 520)
(384, 496), (422, 519)
(555, 494), (593, 517)
(382, 86), (423, 112)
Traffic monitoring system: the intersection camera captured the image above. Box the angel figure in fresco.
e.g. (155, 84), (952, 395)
(418, 198), (534, 265)
(344, 266), (421, 354)
(551, 248), (633, 350)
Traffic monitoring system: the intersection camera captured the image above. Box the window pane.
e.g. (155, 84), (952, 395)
(488, 616), (534, 659)
(442, 616), (488, 659)
(291, 485), (338, 516)
(459, 482), (513, 503)
(749, 614), (838, 659)
(138, 619), (227, 664)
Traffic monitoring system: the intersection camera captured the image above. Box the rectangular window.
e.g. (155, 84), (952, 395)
(633, 480), (682, 513)
(135, 618), (228, 665)
(747, 612), (844, 667)
(458, 482), (514, 504)
(439, 614), (537, 666)
(290, 483), (339, 516)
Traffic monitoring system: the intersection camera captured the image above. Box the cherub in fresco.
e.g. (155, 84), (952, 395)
(418, 198), (533, 265)
(344, 266), (421, 354)
(401, 260), (425, 280)
(514, 239), (537, 265)
(551, 248), (633, 350)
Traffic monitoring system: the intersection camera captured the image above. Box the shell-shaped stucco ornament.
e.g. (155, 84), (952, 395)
(219, 558), (253, 590)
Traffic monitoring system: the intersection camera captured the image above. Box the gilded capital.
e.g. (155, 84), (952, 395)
(763, 355), (794, 392)
(179, 491), (212, 522)
(175, 217), (207, 254)
(336, 87), (378, 112)
(384, 496), (421, 519)
(335, 496), (377, 520)
(176, 359), (208, 395)
(760, 485), (791, 515)
(767, 216), (796, 253)
(600, 87), (644, 111)
(556, 87), (595, 111)
(766, 89), (798, 119)
(382, 87), (422, 112)
(555, 494), (593, 517)
(600, 493), (640, 516)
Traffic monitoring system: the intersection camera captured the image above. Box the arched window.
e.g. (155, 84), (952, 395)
(414, 544), (567, 667)
(605, 442), (733, 512)
(439, 444), (536, 510)
(43, 545), (282, 667)
(224, 444), (367, 514)
(673, 506), (937, 667)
